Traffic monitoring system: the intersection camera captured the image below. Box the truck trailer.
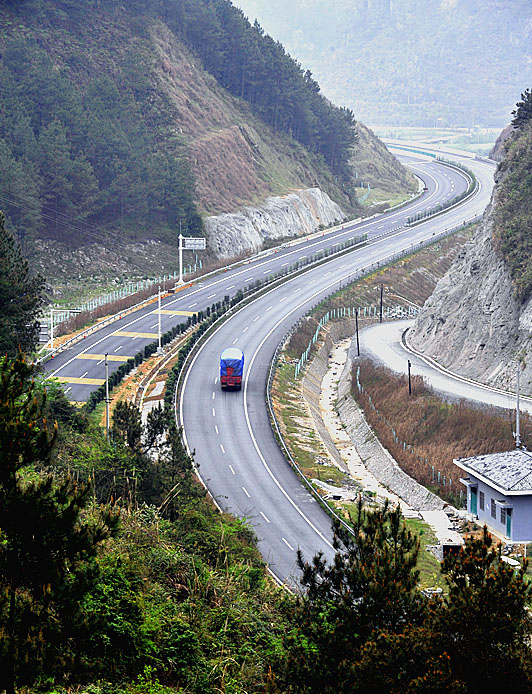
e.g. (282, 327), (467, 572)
(220, 347), (244, 390)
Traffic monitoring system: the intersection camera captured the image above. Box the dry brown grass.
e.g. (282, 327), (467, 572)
(353, 358), (530, 504)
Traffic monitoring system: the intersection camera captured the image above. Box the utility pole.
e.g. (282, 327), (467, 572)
(408, 359), (412, 395)
(50, 307), (54, 350)
(379, 284), (384, 323)
(355, 309), (360, 357)
(516, 363), (521, 448)
(157, 286), (162, 354)
(178, 224), (184, 284)
(105, 353), (110, 441)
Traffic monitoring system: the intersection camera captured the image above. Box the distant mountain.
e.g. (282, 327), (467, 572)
(234, 0), (532, 128)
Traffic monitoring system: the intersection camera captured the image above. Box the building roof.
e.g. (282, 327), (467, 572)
(455, 449), (532, 495)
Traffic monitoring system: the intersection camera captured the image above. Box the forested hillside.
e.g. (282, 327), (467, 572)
(0, 0), (371, 266)
(235, 0), (532, 128)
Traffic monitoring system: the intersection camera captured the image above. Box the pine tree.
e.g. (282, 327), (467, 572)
(435, 526), (532, 692)
(0, 354), (118, 693)
(274, 499), (425, 692)
(512, 88), (532, 128)
(0, 211), (45, 357)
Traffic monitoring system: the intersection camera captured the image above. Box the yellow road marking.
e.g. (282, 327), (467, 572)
(57, 376), (106, 386)
(75, 353), (133, 362)
(114, 331), (158, 339)
(153, 309), (196, 316)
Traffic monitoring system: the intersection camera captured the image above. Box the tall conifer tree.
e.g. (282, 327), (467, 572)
(0, 211), (45, 357)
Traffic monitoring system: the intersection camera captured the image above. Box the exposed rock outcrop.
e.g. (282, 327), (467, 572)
(205, 187), (345, 258)
(410, 128), (532, 393)
(490, 124), (513, 162)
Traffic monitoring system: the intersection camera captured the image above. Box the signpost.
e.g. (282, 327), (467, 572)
(178, 233), (206, 284)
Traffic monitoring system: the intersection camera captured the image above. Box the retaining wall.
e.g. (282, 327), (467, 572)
(300, 320), (447, 511)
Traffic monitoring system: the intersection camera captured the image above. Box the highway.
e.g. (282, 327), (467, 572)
(43, 148), (496, 586)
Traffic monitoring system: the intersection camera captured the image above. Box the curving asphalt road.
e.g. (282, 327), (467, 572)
(44, 154), (479, 399)
(178, 151), (496, 586)
(43, 147), (496, 586)
(359, 319), (532, 415)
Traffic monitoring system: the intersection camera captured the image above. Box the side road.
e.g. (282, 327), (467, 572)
(358, 319), (531, 412)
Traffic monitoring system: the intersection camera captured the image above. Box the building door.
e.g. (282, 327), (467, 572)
(470, 488), (478, 515)
(506, 509), (512, 538)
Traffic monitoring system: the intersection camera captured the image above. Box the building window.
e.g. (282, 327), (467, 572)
(491, 499), (496, 519)
(501, 507), (507, 525)
(479, 491), (485, 510)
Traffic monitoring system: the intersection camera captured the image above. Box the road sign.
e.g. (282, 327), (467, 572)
(178, 234), (206, 283)
(183, 237), (206, 250)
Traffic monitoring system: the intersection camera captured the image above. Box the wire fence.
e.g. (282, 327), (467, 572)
(295, 304), (419, 377)
(355, 365), (463, 501)
(50, 261), (204, 322)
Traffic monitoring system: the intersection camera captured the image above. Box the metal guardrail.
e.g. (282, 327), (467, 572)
(168, 183), (487, 571)
(405, 158), (477, 227)
(36, 149), (453, 370)
(264, 210), (485, 522)
(266, 326), (355, 534)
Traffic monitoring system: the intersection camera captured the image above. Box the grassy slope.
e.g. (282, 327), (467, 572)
(351, 121), (417, 207)
(148, 20), (355, 216)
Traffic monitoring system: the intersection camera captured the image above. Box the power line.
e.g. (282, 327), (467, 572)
(0, 191), (119, 245)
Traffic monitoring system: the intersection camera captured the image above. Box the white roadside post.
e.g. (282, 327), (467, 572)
(157, 286), (162, 354)
(516, 363), (521, 448)
(176, 235), (206, 285)
(178, 233), (184, 284)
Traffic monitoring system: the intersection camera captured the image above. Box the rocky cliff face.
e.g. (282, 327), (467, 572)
(490, 124), (513, 162)
(205, 188), (344, 257)
(410, 127), (532, 393)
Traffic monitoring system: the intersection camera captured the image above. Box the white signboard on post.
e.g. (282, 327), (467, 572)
(177, 234), (207, 283)
(183, 237), (206, 250)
